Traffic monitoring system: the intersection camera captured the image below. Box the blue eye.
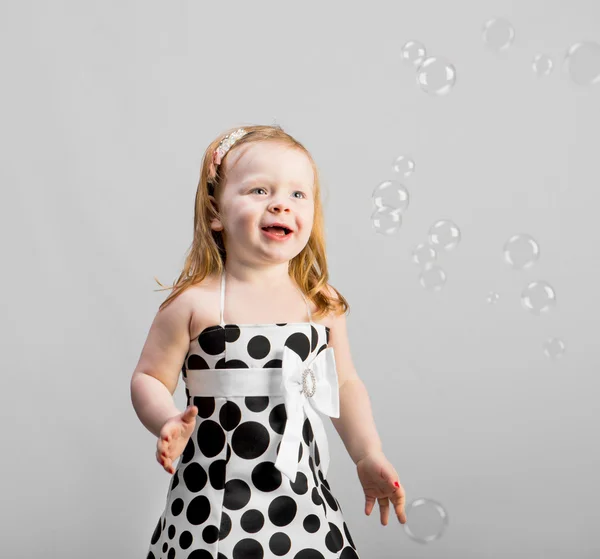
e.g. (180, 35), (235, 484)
(250, 187), (305, 199)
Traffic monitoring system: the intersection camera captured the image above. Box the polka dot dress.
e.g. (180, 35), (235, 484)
(146, 272), (361, 558)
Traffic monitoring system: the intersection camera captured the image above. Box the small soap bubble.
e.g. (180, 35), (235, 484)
(412, 243), (437, 267)
(403, 498), (449, 544)
(372, 180), (410, 213)
(419, 262), (446, 292)
(532, 54), (554, 77)
(416, 56), (457, 95)
(564, 41), (600, 86)
(401, 40), (427, 66)
(521, 280), (557, 315)
(503, 234), (540, 270)
(482, 17), (515, 51)
(393, 155), (416, 177)
(543, 337), (566, 360)
(428, 220), (461, 251)
(371, 206), (402, 236)
(486, 291), (500, 304)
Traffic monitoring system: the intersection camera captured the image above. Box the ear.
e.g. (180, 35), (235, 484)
(208, 195), (224, 231)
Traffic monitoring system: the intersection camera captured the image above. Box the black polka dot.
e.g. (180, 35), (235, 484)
(269, 531), (291, 556)
(231, 421), (270, 459)
(284, 331), (311, 361)
(198, 325), (228, 355)
(187, 549), (213, 558)
(340, 545), (360, 558)
(181, 437), (196, 465)
(188, 353), (209, 370)
(170, 498), (184, 517)
(247, 334), (271, 359)
(325, 522), (344, 552)
(150, 516), (162, 544)
(302, 418), (314, 445)
(308, 456), (319, 487)
(197, 420), (226, 458)
(170, 470), (180, 490)
(218, 511), (232, 539)
(318, 469), (330, 491)
(193, 397), (215, 418)
(220, 401), (242, 431)
(251, 461), (282, 492)
(202, 524), (219, 544)
(240, 509), (264, 533)
(269, 404), (287, 435)
(223, 479), (251, 510)
(268, 496), (297, 527)
(209, 459), (226, 490)
(321, 484), (338, 511)
(290, 471), (309, 495)
(303, 514), (320, 533)
(232, 538), (264, 559)
(179, 530), (193, 549)
(183, 462), (207, 493)
(343, 522), (356, 549)
(294, 549), (325, 558)
(245, 396), (269, 412)
(186, 495), (210, 525)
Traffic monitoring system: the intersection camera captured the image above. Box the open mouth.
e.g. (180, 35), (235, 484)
(261, 226), (292, 237)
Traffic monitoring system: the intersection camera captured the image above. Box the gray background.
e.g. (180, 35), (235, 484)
(1, 0), (599, 557)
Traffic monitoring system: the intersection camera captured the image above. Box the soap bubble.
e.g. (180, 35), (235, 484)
(419, 262), (446, 292)
(543, 337), (566, 360)
(393, 155), (415, 177)
(532, 54), (554, 77)
(428, 220), (461, 251)
(482, 17), (515, 51)
(371, 206), (402, 236)
(412, 243), (437, 267)
(416, 56), (457, 95)
(403, 497), (449, 544)
(372, 180), (410, 213)
(401, 40), (427, 66)
(486, 291), (500, 304)
(564, 41), (600, 86)
(503, 234), (540, 270)
(521, 280), (557, 315)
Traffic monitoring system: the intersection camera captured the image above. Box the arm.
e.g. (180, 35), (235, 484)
(330, 378), (383, 464)
(130, 290), (194, 438)
(323, 289), (383, 464)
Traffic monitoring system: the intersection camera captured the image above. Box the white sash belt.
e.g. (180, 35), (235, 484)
(185, 346), (340, 481)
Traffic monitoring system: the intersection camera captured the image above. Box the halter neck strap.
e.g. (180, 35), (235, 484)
(220, 269), (313, 327)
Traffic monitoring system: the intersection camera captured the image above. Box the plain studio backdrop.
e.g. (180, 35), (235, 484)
(1, 0), (599, 557)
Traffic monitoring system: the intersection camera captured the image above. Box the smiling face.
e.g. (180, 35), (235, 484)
(209, 141), (315, 269)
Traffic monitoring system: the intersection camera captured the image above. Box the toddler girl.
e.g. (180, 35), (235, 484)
(131, 124), (406, 557)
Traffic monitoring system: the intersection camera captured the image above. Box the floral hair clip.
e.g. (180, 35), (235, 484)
(212, 128), (248, 167)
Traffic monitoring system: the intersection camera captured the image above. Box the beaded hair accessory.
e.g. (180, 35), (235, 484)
(212, 128), (248, 167)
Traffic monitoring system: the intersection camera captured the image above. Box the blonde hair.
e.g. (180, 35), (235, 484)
(154, 124), (349, 320)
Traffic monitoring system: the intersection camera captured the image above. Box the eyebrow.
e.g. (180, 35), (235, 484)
(242, 176), (309, 189)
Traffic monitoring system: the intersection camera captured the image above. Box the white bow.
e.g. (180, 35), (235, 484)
(274, 345), (340, 481)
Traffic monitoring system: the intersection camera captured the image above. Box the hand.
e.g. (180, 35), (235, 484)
(155, 405), (198, 474)
(356, 450), (407, 525)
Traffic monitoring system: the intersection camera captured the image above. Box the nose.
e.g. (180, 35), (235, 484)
(268, 197), (292, 212)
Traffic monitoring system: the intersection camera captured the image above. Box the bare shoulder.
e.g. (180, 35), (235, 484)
(131, 286), (197, 395)
(321, 283), (359, 389)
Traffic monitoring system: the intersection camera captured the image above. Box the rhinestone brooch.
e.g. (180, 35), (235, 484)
(302, 367), (317, 397)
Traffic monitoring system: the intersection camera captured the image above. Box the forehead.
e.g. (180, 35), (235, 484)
(226, 141), (314, 185)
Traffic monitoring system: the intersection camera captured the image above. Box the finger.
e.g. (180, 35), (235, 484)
(391, 486), (407, 523)
(378, 498), (390, 526)
(365, 496), (375, 516)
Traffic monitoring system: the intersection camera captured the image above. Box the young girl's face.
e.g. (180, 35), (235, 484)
(211, 141), (315, 265)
